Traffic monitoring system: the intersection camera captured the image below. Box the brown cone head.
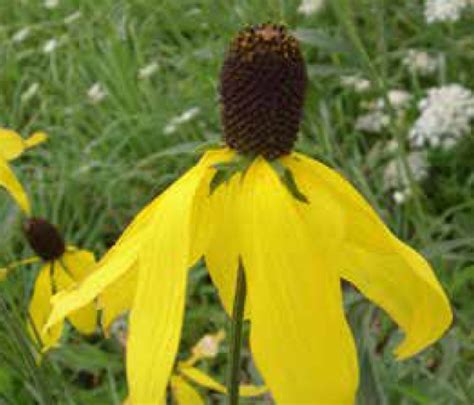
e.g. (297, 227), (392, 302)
(23, 217), (65, 261)
(219, 24), (307, 160)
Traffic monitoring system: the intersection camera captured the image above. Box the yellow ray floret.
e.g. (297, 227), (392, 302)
(45, 148), (452, 404)
(0, 128), (47, 215)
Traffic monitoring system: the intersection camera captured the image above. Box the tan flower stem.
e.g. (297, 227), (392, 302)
(227, 260), (247, 405)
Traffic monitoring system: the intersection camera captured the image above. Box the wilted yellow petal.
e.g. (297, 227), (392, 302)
(44, 195), (162, 331)
(288, 153), (452, 359)
(179, 365), (267, 397)
(170, 375), (204, 405)
(29, 262), (63, 351)
(238, 158), (358, 404)
(126, 158), (212, 403)
(0, 158), (31, 214)
(54, 251), (97, 335)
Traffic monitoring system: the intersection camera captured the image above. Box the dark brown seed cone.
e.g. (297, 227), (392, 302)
(219, 24), (307, 160)
(23, 217), (65, 261)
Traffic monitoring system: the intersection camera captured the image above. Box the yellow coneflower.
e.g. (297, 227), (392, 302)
(0, 128), (47, 215)
(46, 24), (452, 404)
(1, 218), (98, 351)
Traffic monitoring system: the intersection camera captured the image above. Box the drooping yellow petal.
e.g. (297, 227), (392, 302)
(238, 158), (358, 404)
(29, 262), (63, 351)
(204, 172), (251, 318)
(0, 158), (31, 214)
(99, 262), (137, 334)
(170, 375), (204, 405)
(46, 149), (230, 336)
(287, 153), (452, 359)
(126, 155), (215, 404)
(45, 193), (163, 331)
(189, 148), (235, 266)
(54, 251), (97, 335)
(179, 365), (267, 397)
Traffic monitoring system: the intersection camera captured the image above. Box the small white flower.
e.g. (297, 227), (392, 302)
(163, 107), (200, 135)
(402, 49), (440, 76)
(43, 38), (59, 54)
(64, 11), (82, 24)
(376, 89), (412, 110)
(44, 0), (59, 9)
(12, 27), (30, 43)
(21, 83), (40, 103)
(138, 62), (159, 80)
(356, 89), (412, 133)
(191, 330), (226, 360)
(409, 84), (474, 149)
(341, 75), (371, 93)
(384, 152), (428, 204)
(87, 83), (108, 104)
(393, 189), (410, 205)
(298, 0), (325, 15)
(424, 0), (469, 23)
(355, 111), (390, 133)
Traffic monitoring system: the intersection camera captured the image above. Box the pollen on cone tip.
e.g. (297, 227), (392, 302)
(23, 218), (66, 261)
(220, 24), (307, 160)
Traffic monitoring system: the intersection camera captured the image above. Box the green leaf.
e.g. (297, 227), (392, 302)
(270, 161), (309, 204)
(209, 155), (255, 195)
(209, 167), (234, 195)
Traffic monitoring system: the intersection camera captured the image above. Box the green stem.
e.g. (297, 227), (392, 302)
(227, 261), (247, 405)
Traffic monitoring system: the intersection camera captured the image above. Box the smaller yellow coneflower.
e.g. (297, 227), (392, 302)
(1, 217), (98, 351)
(0, 128), (47, 215)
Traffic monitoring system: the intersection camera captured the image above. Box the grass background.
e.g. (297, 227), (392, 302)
(0, 0), (473, 403)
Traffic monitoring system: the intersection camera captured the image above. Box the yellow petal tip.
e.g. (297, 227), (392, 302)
(25, 132), (48, 148)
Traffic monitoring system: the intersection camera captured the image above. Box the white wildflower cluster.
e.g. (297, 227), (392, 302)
(355, 111), (390, 133)
(402, 49), (440, 76)
(409, 84), (474, 149)
(87, 83), (108, 104)
(138, 62), (159, 80)
(340, 75), (371, 93)
(163, 107), (200, 135)
(424, 0), (470, 23)
(355, 90), (412, 133)
(298, 0), (325, 15)
(383, 151), (429, 204)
